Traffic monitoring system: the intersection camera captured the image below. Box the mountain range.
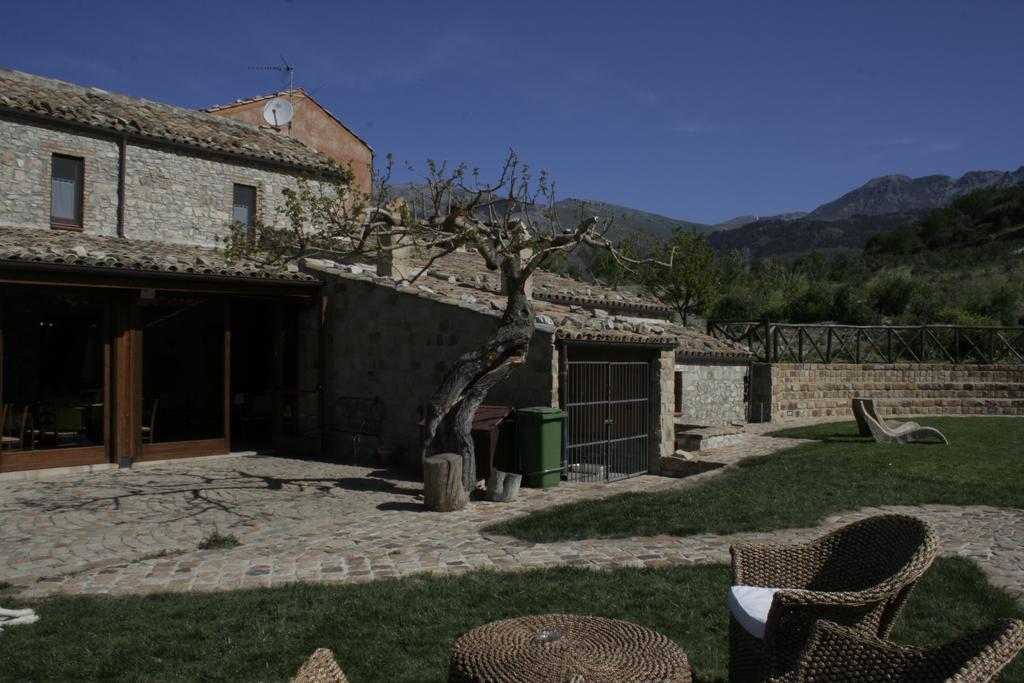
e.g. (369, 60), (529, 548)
(806, 167), (1024, 220)
(391, 166), (1024, 259)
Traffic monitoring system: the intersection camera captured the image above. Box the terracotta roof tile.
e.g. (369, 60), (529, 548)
(0, 226), (316, 283)
(0, 69), (336, 173)
(304, 250), (751, 359)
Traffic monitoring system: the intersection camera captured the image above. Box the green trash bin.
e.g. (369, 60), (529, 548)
(517, 406), (567, 488)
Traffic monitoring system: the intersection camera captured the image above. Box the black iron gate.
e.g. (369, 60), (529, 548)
(564, 360), (650, 482)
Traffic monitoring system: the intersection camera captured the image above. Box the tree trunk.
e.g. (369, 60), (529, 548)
(423, 453), (468, 511)
(485, 470), (522, 502)
(420, 261), (535, 491)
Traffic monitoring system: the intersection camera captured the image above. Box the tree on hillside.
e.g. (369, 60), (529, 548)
(579, 235), (640, 288)
(227, 151), (668, 492)
(637, 228), (720, 326)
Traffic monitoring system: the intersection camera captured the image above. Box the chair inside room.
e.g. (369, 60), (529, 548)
(141, 398), (159, 444)
(2, 404), (30, 451)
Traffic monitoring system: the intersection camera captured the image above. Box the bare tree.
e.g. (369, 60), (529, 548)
(227, 150), (667, 492)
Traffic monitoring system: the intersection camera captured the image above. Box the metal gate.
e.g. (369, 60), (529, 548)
(564, 360), (650, 482)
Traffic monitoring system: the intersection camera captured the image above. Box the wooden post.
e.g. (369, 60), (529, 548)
(423, 453), (468, 511)
(111, 294), (142, 467)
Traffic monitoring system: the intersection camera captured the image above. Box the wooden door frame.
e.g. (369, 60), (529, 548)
(0, 287), (111, 473)
(136, 297), (230, 462)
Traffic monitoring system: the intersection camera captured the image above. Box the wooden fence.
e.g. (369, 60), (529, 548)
(707, 321), (1024, 365)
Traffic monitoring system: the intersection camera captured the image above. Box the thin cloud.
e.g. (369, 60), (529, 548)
(920, 141), (960, 153)
(870, 136), (917, 147)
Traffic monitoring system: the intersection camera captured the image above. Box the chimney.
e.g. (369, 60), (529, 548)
(376, 240), (417, 281)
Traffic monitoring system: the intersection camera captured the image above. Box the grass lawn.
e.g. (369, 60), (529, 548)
(486, 417), (1024, 543)
(0, 558), (1020, 682)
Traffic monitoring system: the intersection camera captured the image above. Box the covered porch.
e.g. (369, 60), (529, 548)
(0, 227), (320, 475)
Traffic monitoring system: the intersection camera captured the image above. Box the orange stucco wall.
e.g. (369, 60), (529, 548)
(208, 92), (373, 196)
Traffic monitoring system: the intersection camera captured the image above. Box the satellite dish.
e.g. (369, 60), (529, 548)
(263, 97), (294, 127)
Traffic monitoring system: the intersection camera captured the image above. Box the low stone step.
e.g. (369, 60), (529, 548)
(658, 454), (725, 478)
(675, 424), (745, 452)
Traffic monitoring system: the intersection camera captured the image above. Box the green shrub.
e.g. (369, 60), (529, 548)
(868, 268), (916, 317)
(198, 532), (241, 550)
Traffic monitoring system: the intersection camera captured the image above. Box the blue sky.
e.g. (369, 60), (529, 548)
(3, 0), (1022, 223)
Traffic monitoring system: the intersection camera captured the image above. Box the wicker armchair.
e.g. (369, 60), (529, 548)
(728, 514), (938, 682)
(290, 648), (348, 683)
(791, 619), (1024, 682)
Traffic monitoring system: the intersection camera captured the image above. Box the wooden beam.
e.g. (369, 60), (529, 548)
(111, 294), (142, 467)
(0, 263), (319, 300)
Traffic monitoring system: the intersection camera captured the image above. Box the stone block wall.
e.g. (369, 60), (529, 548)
(320, 273), (555, 466)
(0, 119), (120, 234)
(123, 145), (306, 246)
(770, 363), (1024, 419)
(0, 117), (317, 246)
(676, 360), (749, 425)
(654, 350), (676, 469)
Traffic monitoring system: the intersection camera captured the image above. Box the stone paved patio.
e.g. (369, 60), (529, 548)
(1, 428), (1021, 600)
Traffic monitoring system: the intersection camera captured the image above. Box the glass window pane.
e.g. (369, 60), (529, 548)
(232, 184), (257, 228)
(51, 155), (83, 225)
(51, 178), (78, 220)
(2, 290), (106, 452)
(142, 296), (224, 443)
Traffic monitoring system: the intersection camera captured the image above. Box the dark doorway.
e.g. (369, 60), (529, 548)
(140, 295), (225, 447)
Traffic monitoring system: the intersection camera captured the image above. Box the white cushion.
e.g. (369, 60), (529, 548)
(728, 585), (780, 639)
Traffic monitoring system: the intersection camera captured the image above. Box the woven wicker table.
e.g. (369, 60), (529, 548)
(448, 614), (691, 683)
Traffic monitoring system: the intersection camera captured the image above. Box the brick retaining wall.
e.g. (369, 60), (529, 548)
(764, 363), (1024, 420)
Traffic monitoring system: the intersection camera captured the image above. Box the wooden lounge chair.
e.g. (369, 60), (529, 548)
(861, 408), (948, 445)
(728, 514), (938, 682)
(290, 648), (348, 683)
(851, 398), (919, 437)
(789, 618), (1024, 682)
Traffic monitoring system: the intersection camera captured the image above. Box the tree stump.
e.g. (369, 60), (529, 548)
(485, 470), (522, 502)
(423, 453), (468, 512)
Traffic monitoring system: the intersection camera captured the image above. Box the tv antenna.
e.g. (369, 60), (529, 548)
(248, 55), (295, 93)
(249, 56), (297, 131)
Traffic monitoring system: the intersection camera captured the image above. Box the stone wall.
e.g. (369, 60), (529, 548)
(0, 117), (316, 246)
(655, 350), (676, 469)
(319, 272), (555, 466)
(0, 119), (119, 234)
(675, 360), (749, 425)
(123, 144), (307, 246)
(769, 363), (1024, 419)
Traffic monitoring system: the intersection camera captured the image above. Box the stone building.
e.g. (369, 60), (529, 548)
(0, 68), (750, 480)
(205, 89), (373, 197)
(301, 250), (752, 476)
(0, 68), (339, 475)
